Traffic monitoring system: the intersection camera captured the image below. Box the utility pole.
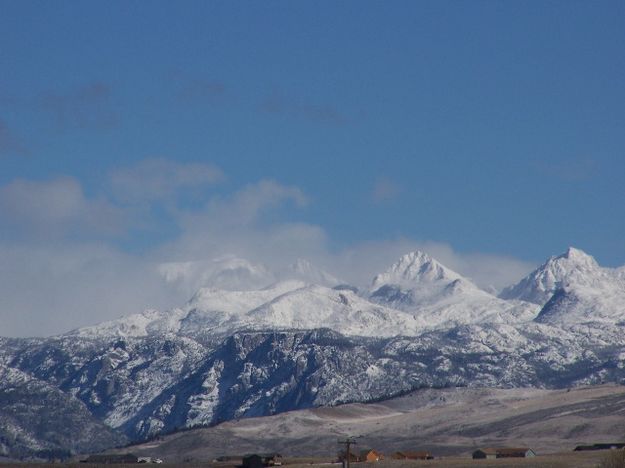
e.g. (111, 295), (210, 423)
(338, 437), (358, 468)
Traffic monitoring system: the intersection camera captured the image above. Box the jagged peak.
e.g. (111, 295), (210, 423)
(553, 246), (598, 267)
(499, 247), (603, 305)
(371, 250), (462, 290)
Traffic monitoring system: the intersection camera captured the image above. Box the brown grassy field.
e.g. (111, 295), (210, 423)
(105, 385), (625, 464)
(291, 451), (607, 468)
(0, 451), (613, 468)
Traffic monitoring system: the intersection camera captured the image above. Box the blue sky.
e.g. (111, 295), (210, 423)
(1, 1), (624, 335)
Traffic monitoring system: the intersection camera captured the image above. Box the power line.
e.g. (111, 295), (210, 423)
(338, 437), (358, 468)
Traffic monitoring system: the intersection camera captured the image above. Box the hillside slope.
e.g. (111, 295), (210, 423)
(120, 384), (625, 462)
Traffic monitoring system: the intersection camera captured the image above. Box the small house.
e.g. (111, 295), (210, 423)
(359, 449), (383, 462)
(392, 451), (433, 460)
(472, 448), (497, 460)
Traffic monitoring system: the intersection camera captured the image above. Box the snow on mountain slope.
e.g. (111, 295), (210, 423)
(67, 308), (188, 339)
(499, 247), (617, 305)
(186, 280), (306, 316)
(72, 251), (547, 341)
(68, 249), (623, 342)
(70, 280), (307, 339)
(26, 320), (625, 441)
(0, 364), (126, 459)
(177, 280), (311, 336)
(370, 251), (539, 327)
(495, 247), (625, 329)
(404, 291), (537, 328)
(77, 282), (422, 339)
(535, 283), (625, 328)
(244, 285), (422, 337)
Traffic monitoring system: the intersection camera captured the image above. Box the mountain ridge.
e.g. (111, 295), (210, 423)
(2, 246), (625, 460)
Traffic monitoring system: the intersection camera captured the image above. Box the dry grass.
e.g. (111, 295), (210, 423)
(597, 449), (625, 468)
(288, 451), (605, 468)
(0, 451), (609, 468)
(0, 464), (214, 468)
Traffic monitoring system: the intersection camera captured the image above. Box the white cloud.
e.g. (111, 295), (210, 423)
(0, 176), (126, 237)
(0, 243), (180, 337)
(197, 179), (308, 225)
(160, 180), (321, 269)
(0, 164), (538, 337)
(110, 157), (223, 203)
(158, 256), (276, 297)
(0, 175), (322, 337)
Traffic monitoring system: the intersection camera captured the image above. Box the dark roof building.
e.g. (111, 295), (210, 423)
(392, 451), (433, 460)
(472, 448), (498, 460)
(496, 448), (536, 458)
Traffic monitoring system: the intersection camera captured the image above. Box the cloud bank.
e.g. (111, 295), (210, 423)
(0, 159), (537, 337)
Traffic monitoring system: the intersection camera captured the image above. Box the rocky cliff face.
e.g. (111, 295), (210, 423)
(0, 363), (125, 460)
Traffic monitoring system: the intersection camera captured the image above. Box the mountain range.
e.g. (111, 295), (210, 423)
(1, 246), (625, 460)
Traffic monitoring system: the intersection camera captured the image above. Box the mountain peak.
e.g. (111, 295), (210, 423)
(557, 246), (597, 266)
(544, 247), (599, 275)
(371, 250), (461, 290)
(499, 247), (602, 305)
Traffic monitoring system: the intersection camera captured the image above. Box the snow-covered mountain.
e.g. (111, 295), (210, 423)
(68, 247), (625, 340)
(2, 247), (625, 460)
(68, 280), (307, 339)
(71, 250), (540, 341)
(499, 247), (616, 305)
(498, 247), (625, 329)
(371, 250), (463, 291)
(370, 251), (538, 328)
(71, 283), (423, 339)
